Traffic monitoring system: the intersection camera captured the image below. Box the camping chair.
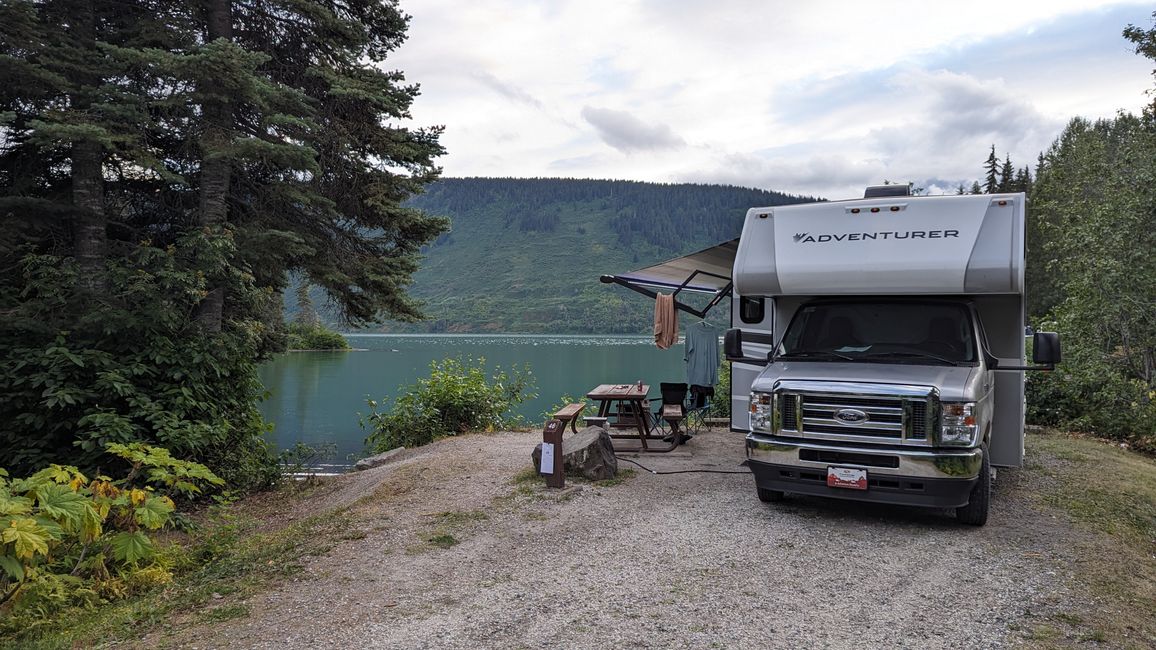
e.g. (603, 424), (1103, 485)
(652, 382), (688, 439)
(685, 384), (715, 435)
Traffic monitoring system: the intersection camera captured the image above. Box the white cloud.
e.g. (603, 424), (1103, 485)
(580, 106), (685, 153)
(389, 0), (1155, 197)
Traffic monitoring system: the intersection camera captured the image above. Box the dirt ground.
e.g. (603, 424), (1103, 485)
(149, 429), (1112, 649)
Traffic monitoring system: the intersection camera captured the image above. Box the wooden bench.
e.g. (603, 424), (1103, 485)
(552, 402), (587, 433)
(583, 416), (609, 429)
(661, 404), (685, 441)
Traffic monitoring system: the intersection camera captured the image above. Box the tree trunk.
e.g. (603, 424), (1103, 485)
(72, 138), (106, 293)
(71, 0), (106, 294)
(194, 0), (234, 332)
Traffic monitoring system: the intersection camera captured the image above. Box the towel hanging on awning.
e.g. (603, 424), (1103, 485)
(654, 293), (678, 350)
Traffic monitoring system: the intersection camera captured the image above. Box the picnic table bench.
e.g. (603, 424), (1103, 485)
(552, 402), (587, 433)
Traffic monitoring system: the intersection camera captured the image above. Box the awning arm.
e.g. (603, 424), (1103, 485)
(600, 270), (733, 319)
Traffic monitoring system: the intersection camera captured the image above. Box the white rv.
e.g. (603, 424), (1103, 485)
(725, 187), (1060, 525)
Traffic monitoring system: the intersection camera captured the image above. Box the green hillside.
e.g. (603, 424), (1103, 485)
(290, 178), (817, 334)
(395, 177), (816, 333)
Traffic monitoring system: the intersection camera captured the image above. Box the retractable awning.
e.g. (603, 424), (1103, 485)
(600, 238), (737, 318)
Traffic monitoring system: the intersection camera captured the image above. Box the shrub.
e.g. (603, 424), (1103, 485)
(285, 323), (350, 351)
(0, 444), (223, 631)
(539, 394), (580, 425)
(0, 238), (280, 492)
(361, 357), (536, 452)
(706, 361), (732, 418)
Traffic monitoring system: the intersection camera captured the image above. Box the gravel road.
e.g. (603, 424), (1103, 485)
(158, 429), (1083, 649)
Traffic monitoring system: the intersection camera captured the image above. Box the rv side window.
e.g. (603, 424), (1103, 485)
(739, 297), (765, 324)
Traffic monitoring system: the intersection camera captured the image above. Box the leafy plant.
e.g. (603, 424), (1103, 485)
(1025, 111), (1156, 452)
(706, 361), (731, 418)
(285, 323), (350, 351)
(277, 442), (338, 475)
(0, 444), (222, 624)
(0, 241), (280, 491)
(361, 357), (536, 452)
(539, 394), (581, 426)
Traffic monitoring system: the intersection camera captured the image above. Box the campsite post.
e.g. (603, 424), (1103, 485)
(541, 419), (565, 488)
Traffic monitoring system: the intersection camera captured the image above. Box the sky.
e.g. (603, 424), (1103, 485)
(389, 1), (1156, 200)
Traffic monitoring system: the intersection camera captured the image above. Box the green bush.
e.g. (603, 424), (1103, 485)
(0, 238), (280, 491)
(1027, 354), (1156, 454)
(707, 361), (732, 418)
(539, 394), (580, 425)
(0, 444), (223, 634)
(285, 323), (350, 351)
(361, 357), (536, 452)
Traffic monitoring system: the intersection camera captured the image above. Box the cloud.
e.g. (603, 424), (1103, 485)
(387, 0), (1154, 197)
(471, 71), (543, 109)
(686, 151), (880, 200)
(580, 106), (685, 153)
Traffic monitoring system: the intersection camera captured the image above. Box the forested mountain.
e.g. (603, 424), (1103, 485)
(300, 178), (817, 333)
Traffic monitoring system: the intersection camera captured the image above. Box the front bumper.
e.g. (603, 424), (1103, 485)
(746, 433), (982, 508)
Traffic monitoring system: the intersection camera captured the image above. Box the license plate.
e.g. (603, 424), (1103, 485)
(827, 466), (867, 490)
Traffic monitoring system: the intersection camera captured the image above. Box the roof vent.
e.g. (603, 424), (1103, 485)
(864, 184), (911, 198)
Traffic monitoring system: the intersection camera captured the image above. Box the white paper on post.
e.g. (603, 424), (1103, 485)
(540, 442), (555, 474)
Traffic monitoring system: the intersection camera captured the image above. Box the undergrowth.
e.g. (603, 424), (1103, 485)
(1024, 430), (1156, 648)
(0, 494), (354, 648)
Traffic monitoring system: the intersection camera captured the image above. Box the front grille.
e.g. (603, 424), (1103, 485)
(775, 388), (935, 446)
(781, 396), (798, 431)
(909, 402), (928, 439)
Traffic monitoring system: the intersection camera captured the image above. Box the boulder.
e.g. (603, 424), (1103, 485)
(532, 426), (617, 481)
(354, 447), (406, 471)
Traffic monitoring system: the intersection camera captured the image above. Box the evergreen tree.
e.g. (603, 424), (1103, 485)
(1013, 165), (1032, 193)
(970, 180), (983, 195)
(295, 281), (319, 327)
(983, 145), (999, 193)
(0, 0), (445, 481)
(998, 154), (1014, 192)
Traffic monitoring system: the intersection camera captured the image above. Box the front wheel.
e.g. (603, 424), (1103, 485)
(757, 487), (785, 503)
(955, 448), (990, 526)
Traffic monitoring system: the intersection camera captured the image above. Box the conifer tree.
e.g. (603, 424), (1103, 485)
(998, 154), (1014, 192)
(0, 0), (446, 479)
(983, 145), (999, 193)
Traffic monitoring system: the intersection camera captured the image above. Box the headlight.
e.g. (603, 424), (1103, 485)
(940, 402), (977, 446)
(749, 391), (773, 432)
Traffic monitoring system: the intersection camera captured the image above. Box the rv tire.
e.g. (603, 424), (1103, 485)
(955, 448), (990, 526)
(757, 487), (785, 503)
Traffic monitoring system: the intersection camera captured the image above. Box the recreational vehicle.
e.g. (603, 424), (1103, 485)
(726, 187), (1060, 525)
(602, 186), (1060, 525)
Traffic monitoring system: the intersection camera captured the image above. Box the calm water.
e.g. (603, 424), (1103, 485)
(257, 334), (691, 468)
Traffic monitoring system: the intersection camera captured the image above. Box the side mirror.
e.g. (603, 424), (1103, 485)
(1032, 331), (1062, 366)
(724, 328), (744, 360)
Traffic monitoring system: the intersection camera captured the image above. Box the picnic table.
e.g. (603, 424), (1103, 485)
(585, 383), (680, 452)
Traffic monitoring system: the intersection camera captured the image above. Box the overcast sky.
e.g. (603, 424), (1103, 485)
(390, 1), (1156, 199)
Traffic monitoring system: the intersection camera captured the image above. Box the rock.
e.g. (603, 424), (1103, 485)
(354, 447), (406, 471)
(531, 426), (617, 481)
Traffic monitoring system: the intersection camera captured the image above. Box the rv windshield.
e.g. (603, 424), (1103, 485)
(778, 301), (977, 365)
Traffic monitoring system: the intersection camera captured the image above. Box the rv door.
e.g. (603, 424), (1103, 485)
(730, 293), (773, 432)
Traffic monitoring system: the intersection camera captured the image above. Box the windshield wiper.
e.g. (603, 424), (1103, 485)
(779, 349), (855, 362)
(861, 351), (960, 366)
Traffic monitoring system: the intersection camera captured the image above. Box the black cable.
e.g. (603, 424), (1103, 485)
(615, 455), (751, 475)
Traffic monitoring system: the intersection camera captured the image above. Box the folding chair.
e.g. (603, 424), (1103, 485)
(652, 382), (688, 438)
(685, 384), (715, 435)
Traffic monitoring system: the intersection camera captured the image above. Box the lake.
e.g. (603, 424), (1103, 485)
(257, 334), (691, 469)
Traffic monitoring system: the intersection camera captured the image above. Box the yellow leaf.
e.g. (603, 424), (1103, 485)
(2, 518), (51, 560)
(129, 489), (147, 506)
